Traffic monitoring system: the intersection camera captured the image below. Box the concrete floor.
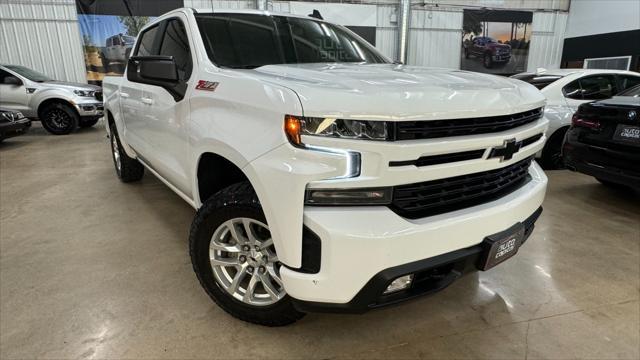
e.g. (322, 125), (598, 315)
(1, 122), (639, 359)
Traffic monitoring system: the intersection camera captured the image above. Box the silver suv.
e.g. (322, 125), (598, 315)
(0, 65), (103, 135)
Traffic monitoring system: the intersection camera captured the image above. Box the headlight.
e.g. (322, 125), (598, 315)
(74, 89), (95, 97)
(285, 115), (388, 146)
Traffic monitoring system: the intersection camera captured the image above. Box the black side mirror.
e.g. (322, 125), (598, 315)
(127, 56), (186, 101)
(4, 76), (22, 86)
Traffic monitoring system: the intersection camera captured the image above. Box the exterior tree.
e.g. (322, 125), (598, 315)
(117, 16), (150, 37)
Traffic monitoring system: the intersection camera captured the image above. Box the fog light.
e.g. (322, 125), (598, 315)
(383, 274), (414, 294)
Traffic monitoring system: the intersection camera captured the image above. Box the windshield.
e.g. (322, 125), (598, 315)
(123, 36), (136, 45)
(196, 13), (389, 69)
(511, 74), (564, 90)
(617, 84), (640, 97)
(4, 65), (52, 82)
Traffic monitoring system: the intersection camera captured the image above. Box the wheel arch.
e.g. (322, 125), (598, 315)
(195, 152), (253, 206)
(37, 97), (78, 119)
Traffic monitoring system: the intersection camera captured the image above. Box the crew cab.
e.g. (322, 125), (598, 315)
(103, 8), (548, 326)
(464, 36), (512, 68)
(0, 64), (103, 135)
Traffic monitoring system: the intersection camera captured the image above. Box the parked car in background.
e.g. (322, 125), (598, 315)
(563, 84), (640, 189)
(512, 69), (640, 168)
(0, 64), (103, 135)
(0, 108), (31, 142)
(103, 8), (548, 326)
(100, 33), (135, 67)
(464, 36), (512, 68)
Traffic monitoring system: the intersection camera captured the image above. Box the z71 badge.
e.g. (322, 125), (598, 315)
(195, 80), (219, 91)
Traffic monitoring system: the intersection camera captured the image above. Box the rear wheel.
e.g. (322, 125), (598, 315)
(190, 182), (305, 326)
(109, 122), (144, 182)
(39, 102), (78, 135)
(540, 128), (568, 170)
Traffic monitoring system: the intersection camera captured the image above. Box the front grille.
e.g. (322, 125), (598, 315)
(393, 107), (543, 140)
(95, 91), (103, 101)
(391, 157), (533, 219)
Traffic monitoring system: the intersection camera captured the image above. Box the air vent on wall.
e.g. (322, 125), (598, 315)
(584, 56), (631, 71)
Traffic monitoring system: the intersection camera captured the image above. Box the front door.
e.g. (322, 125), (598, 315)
(0, 69), (29, 113)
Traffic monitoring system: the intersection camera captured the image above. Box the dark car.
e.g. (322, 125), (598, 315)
(0, 107), (31, 142)
(563, 84), (640, 189)
(464, 36), (511, 68)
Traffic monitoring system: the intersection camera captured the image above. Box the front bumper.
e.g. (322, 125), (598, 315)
(280, 162), (547, 305)
(563, 131), (640, 189)
(492, 54), (511, 62)
(74, 101), (104, 117)
(293, 207), (542, 313)
(0, 118), (31, 139)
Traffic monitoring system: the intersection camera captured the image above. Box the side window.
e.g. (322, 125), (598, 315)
(107, 37), (112, 47)
(619, 76), (640, 92)
(579, 75), (615, 100)
(0, 70), (11, 83)
(113, 36), (121, 46)
(563, 75), (616, 100)
(135, 25), (160, 57)
(159, 19), (192, 81)
(562, 80), (581, 99)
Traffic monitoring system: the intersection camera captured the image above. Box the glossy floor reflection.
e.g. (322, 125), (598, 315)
(1, 122), (639, 359)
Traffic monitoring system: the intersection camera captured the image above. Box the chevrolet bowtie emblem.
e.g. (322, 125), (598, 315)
(490, 138), (521, 161)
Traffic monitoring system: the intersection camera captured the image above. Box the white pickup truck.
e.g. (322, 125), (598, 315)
(103, 8), (548, 326)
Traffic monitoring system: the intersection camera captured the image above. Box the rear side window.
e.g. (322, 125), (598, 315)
(136, 25), (159, 56)
(619, 75), (640, 92)
(159, 19), (193, 81)
(563, 75), (616, 100)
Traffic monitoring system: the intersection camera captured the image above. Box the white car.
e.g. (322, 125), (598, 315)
(512, 69), (640, 168)
(103, 8), (548, 326)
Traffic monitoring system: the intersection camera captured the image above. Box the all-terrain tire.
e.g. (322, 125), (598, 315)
(39, 102), (78, 135)
(483, 53), (493, 68)
(540, 128), (568, 170)
(108, 122), (144, 182)
(189, 182), (305, 326)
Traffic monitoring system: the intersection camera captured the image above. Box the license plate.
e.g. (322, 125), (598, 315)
(478, 223), (525, 270)
(613, 124), (640, 145)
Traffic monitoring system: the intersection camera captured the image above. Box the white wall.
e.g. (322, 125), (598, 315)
(527, 11), (568, 71)
(407, 8), (463, 69)
(0, 0), (87, 83)
(565, 0), (640, 38)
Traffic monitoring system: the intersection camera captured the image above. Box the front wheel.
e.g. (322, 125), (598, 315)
(189, 182), (305, 326)
(483, 53), (493, 68)
(540, 128), (567, 170)
(39, 102), (78, 135)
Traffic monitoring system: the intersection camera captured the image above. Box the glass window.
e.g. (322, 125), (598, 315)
(195, 13), (388, 69)
(579, 75), (615, 100)
(617, 84), (640, 97)
(159, 19), (193, 81)
(136, 25), (159, 56)
(3, 65), (51, 82)
(113, 36), (121, 46)
(619, 75), (640, 92)
(562, 80), (582, 99)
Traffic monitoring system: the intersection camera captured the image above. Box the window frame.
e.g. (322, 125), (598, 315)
(157, 17), (194, 82)
(562, 74), (618, 100)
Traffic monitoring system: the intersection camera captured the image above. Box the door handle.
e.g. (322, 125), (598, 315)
(141, 97), (154, 105)
(120, 92), (129, 98)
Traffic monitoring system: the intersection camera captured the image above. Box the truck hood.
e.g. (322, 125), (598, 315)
(40, 81), (101, 92)
(251, 63), (544, 120)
